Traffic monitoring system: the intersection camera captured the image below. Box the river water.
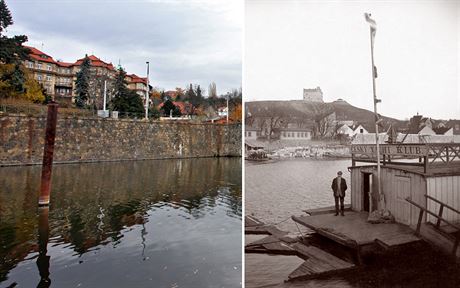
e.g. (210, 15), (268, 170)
(0, 158), (242, 288)
(245, 158), (460, 288)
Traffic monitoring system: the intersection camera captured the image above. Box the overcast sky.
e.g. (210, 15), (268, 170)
(245, 0), (460, 120)
(6, 0), (242, 95)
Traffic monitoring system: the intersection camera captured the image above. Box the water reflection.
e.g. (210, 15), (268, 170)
(37, 207), (50, 288)
(0, 158), (241, 287)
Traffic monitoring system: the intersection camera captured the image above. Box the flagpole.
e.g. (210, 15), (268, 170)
(365, 13), (382, 212)
(103, 79), (107, 112)
(145, 61), (150, 120)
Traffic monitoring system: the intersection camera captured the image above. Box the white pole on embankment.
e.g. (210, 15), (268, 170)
(365, 13), (382, 212)
(145, 61), (150, 120)
(103, 80), (107, 111)
(226, 95), (229, 124)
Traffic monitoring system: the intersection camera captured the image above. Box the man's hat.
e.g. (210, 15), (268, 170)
(337, 171), (343, 175)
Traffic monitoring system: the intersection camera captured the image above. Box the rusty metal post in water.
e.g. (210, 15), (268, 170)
(38, 102), (58, 206)
(37, 206), (51, 287)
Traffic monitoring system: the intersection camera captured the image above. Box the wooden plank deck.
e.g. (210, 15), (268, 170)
(245, 215), (264, 227)
(288, 243), (355, 280)
(302, 204), (352, 216)
(245, 216), (358, 281)
(292, 211), (421, 249)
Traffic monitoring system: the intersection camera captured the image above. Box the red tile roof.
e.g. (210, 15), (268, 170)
(56, 61), (74, 67)
(24, 45), (57, 64)
(24, 45), (122, 73)
(126, 74), (147, 84)
(74, 55), (115, 71)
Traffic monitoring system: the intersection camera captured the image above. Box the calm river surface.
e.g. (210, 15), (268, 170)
(0, 158), (242, 288)
(245, 158), (460, 288)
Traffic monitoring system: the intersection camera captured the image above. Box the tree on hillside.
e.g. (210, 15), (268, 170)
(23, 68), (46, 102)
(313, 104), (336, 138)
(193, 85), (204, 106)
(208, 82), (217, 98)
(0, 0), (29, 64)
(111, 67), (144, 117)
(150, 87), (163, 101)
(0, 0), (31, 99)
(160, 99), (181, 117)
(184, 83), (196, 101)
(175, 87), (185, 100)
(75, 56), (91, 108)
(230, 103), (242, 122)
(0, 64), (45, 101)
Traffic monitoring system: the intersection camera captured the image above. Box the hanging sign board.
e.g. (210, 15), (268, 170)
(351, 144), (428, 157)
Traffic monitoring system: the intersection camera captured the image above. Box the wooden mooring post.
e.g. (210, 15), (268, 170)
(38, 103), (58, 206)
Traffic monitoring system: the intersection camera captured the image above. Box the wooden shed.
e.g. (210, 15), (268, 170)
(350, 143), (460, 227)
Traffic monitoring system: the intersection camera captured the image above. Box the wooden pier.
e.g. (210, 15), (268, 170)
(292, 211), (421, 251)
(245, 216), (356, 281)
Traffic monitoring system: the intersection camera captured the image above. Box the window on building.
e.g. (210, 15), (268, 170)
(46, 75), (52, 81)
(47, 65), (52, 71)
(248, 131), (252, 137)
(28, 61), (34, 68)
(360, 128), (364, 133)
(37, 63), (42, 69)
(37, 74), (42, 81)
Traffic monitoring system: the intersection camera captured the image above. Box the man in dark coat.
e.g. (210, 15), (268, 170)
(331, 171), (347, 216)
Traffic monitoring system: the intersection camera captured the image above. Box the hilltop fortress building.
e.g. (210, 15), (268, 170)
(303, 87), (324, 102)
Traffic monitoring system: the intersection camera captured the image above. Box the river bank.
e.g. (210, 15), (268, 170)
(1, 115), (241, 166)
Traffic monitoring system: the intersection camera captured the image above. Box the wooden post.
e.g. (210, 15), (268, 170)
(453, 237), (459, 256)
(416, 209), (424, 235)
(436, 204), (444, 228)
(38, 103), (58, 206)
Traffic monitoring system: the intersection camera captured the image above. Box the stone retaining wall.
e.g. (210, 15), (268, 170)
(1, 115), (241, 165)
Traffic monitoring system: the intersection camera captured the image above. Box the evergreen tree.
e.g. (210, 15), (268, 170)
(111, 67), (144, 118)
(0, 0), (12, 34)
(75, 56), (91, 108)
(185, 83), (196, 101)
(189, 84), (203, 109)
(0, 0), (29, 64)
(148, 105), (161, 119)
(160, 99), (181, 117)
(196, 85), (203, 99)
(0, 0), (30, 99)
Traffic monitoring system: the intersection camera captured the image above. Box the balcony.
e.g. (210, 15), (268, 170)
(55, 82), (73, 88)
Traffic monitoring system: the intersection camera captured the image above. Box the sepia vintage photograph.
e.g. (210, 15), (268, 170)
(244, 0), (460, 287)
(0, 1), (242, 287)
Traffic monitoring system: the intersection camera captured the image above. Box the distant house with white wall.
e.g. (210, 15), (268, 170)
(279, 123), (312, 140)
(407, 115), (436, 136)
(337, 123), (369, 137)
(245, 126), (260, 140)
(218, 107), (228, 117)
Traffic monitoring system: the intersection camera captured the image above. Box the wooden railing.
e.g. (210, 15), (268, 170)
(428, 144), (460, 164)
(351, 143), (460, 173)
(405, 195), (460, 255)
